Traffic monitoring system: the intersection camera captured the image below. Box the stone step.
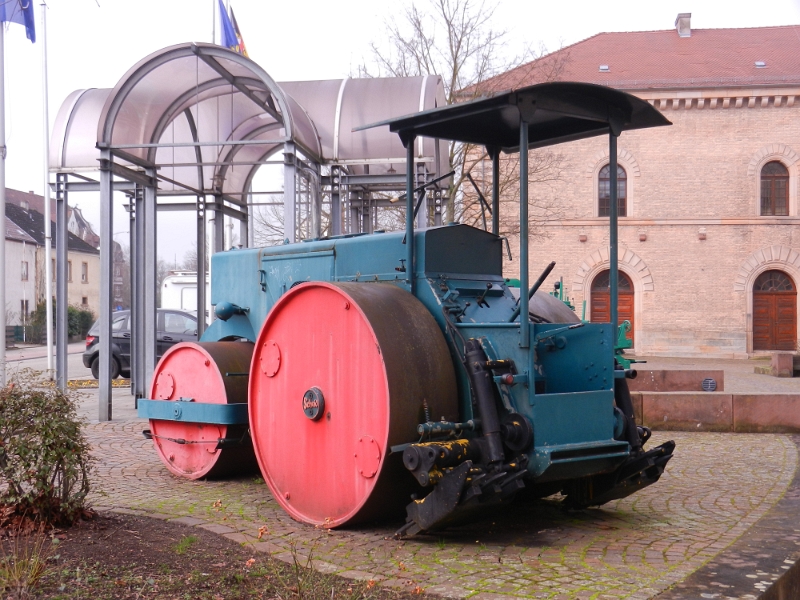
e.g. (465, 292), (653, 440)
(631, 392), (800, 433)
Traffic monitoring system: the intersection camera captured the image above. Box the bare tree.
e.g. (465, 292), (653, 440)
(357, 0), (570, 236)
(180, 241), (209, 272)
(251, 193), (332, 247)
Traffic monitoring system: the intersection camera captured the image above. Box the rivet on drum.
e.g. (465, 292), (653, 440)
(343, 301), (350, 310)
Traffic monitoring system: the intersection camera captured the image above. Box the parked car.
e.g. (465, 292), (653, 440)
(83, 309), (199, 379)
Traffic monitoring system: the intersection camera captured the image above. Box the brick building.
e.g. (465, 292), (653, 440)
(480, 16), (800, 357)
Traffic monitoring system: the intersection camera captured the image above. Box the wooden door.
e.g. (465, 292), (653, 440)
(591, 270), (634, 344)
(753, 271), (797, 351)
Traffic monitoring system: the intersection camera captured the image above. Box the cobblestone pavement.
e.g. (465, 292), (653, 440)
(85, 417), (798, 599)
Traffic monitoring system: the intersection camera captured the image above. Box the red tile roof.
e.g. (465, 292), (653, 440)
(481, 25), (800, 93)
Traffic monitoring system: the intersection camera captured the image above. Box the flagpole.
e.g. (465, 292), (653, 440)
(41, 0), (53, 378)
(0, 23), (7, 386)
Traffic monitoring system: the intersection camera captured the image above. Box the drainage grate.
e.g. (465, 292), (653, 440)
(702, 378), (717, 392)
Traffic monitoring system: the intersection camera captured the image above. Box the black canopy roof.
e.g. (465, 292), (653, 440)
(359, 82), (671, 151)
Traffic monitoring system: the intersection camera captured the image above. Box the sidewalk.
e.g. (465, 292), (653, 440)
(5, 341), (85, 361)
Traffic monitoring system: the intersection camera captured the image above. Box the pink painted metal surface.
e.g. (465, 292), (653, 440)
(149, 341), (256, 480)
(249, 282), (458, 527)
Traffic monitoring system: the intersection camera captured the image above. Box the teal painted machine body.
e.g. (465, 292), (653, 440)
(202, 223), (627, 483)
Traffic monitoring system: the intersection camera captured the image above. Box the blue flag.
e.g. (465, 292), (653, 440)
(218, 0), (238, 51)
(0, 0), (36, 43)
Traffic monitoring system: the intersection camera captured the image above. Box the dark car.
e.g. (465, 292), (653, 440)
(83, 309), (199, 379)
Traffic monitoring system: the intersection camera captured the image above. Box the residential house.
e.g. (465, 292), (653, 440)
(5, 202), (101, 318)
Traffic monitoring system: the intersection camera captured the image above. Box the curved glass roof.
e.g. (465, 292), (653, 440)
(50, 43), (448, 205)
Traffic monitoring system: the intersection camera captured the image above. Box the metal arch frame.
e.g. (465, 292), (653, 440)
(88, 44), (325, 419)
(98, 43), (296, 149)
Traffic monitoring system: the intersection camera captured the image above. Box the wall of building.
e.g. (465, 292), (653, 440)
(5, 240), (38, 325)
(35, 248), (101, 318)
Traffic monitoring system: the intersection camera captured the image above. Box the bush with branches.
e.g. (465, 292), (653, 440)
(0, 375), (94, 528)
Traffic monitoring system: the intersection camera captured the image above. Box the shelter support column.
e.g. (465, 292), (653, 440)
(238, 195), (248, 249)
(131, 186), (146, 400)
(213, 195), (224, 253)
(143, 169), (158, 393)
(433, 189), (443, 227)
(197, 195), (207, 335)
(55, 173), (68, 391)
(283, 142), (296, 243)
(330, 165), (342, 236)
(98, 151), (113, 420)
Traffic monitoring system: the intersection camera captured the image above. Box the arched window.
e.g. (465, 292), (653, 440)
(754, 270), (795, 292)
(598, 164), (627, 217)
(760, 161), (789, 216)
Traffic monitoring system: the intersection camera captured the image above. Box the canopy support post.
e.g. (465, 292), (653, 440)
(405, 137), (416, 295)
(143, 168), (158, 393)
(609, 132), (619, 340)
(98, 151), (114, 421)
(283, 142), (296, 243)
(489, 147), (500, 236)
(131, 185), (145, 400)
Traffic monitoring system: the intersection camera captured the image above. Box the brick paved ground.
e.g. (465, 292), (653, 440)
(83, 410), (798, 599)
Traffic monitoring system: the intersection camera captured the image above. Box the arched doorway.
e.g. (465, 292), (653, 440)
(591, 270), (634, 343)
(753, 270), (797, 350)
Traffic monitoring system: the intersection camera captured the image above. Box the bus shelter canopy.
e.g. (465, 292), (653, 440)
(50, 43), (447, 205)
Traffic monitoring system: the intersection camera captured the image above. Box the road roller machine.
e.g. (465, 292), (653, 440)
(139, 81), (676, 536)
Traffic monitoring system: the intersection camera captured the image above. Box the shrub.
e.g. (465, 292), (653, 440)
(28, 301), (94, 342)
(0, 375), (94, 527)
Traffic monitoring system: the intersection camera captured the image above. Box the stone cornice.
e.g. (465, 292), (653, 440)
(543, 218), (800, 226)
(631, 87), (800, 110)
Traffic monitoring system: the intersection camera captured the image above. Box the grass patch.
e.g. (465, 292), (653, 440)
(172, 535), (198, 555)
(0, 534), (53, 599)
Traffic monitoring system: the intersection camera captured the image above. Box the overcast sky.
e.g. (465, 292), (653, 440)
(3, 0), (800, 262)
